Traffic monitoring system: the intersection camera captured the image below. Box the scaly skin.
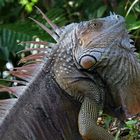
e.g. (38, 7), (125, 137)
(53, 45), (114, 139)
(52, 14), (140, 140)
(72, 14), (140, 119)
(1, 10), (140, 140)
(78, 98), (114, 140)
(51, 16), (115, 139)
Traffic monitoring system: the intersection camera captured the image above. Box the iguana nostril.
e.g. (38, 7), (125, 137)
(79, 55), (97, 69)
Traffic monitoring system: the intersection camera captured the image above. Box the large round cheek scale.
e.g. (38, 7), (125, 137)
(80, 55), (97, 69)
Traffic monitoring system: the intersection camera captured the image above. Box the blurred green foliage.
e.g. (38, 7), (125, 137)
(19, 0), (38, 12)
(0, 0), (140, 139)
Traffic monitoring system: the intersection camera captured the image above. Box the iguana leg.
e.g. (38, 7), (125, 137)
(78, 97), (114, 140)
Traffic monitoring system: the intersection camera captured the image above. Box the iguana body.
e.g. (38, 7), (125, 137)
(52, 14), (140, 139)
(0, 61), (82, 140)
(0, 9), (140, 140)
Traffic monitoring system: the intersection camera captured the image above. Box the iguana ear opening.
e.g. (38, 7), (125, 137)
(79, 55), (97, 69)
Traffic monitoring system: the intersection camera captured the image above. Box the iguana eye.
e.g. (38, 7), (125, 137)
(93, 23), (97, 27)
(89, 21), (103, 29)
(79, 55), (97, 69)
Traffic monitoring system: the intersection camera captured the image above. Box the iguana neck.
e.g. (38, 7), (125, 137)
(95, 44), (140, 117)
(51, 39), (74, 77)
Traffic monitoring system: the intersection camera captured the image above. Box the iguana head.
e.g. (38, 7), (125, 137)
(74, 14), (128, 70)
(73, 14), (140, 118)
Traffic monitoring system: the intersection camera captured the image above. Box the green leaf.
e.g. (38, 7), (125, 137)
(0, 27), (34, 63)
(19, 0), (28, 5)
(128, 21), (140, 31)
(97, 5), (107, 18)
(114, 130), (121, 140)
(126, 120), (137, 125)
(125, 0), (139, 17)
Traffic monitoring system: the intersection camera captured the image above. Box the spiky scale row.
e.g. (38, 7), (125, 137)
(29, 6), (62, 42)
(0, 6), (58, 109)
(0, 86), (25, 97)
(35, 6), (59, 33)
(0, 99), (17, 124)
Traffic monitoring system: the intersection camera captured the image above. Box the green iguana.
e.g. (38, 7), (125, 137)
(0, 8), (140, 140)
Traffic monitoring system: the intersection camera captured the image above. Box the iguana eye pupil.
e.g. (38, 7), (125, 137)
(93, 23), (97, 26)
(79, 55), (97, 69)
(117, 15), (119, 18)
